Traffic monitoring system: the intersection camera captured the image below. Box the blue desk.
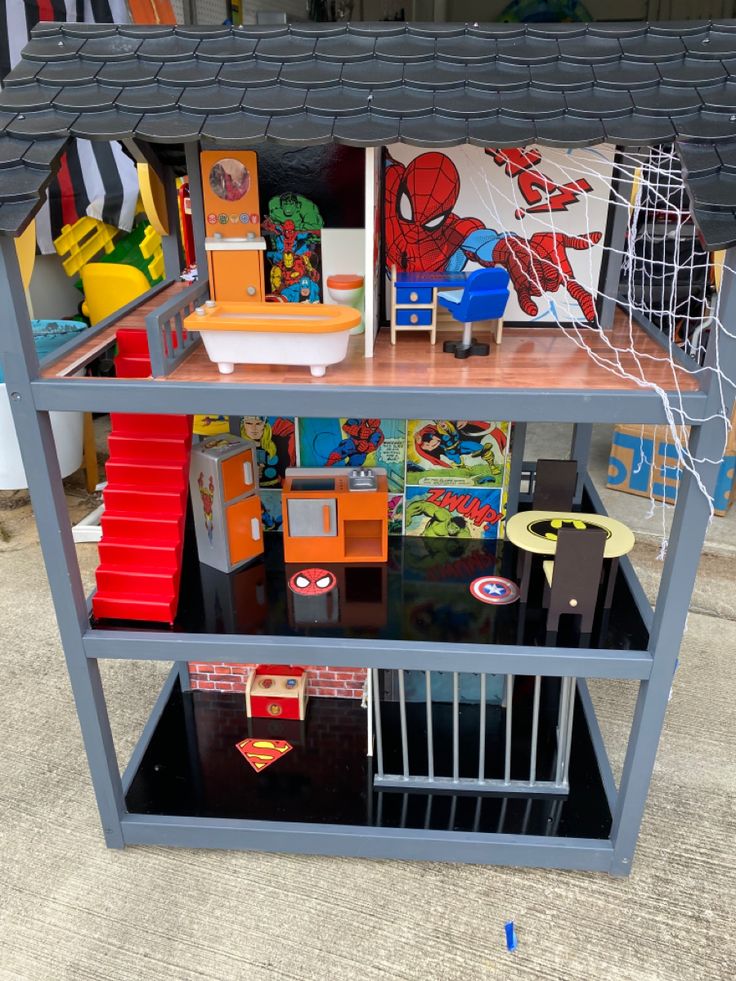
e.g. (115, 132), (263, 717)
(394, 271), (469, 290)
(389, 268), (468, 345)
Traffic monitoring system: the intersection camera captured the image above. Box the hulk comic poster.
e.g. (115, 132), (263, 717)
(404, 486), (505, 540)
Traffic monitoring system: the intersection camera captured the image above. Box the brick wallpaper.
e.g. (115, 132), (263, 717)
(189, 662), (367, 699)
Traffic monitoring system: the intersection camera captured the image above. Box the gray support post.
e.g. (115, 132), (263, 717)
(599, 162), (635, 330)
(177, 661), (191, 692)
(505, 421), (526, 517)
(610, 249), (736, 874)
(570, 423), (593, 504)
(0, 237), (125, 847)
(570, 423), (592, 469)
(184, 143), (207, 278)
(161, 166), (183, 281)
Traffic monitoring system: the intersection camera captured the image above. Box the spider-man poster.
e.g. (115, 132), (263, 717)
(384, 144), (615, 324)
(297, 418), (406, 493)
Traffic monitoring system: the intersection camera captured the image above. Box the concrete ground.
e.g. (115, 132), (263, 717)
(0, 424), (734, 981)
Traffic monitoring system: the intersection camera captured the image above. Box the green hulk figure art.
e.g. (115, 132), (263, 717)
(405, 499), (472, 538)
(267, 192), (324, 231)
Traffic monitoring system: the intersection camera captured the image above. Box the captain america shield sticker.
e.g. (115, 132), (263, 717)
(470, 576), (520, 605)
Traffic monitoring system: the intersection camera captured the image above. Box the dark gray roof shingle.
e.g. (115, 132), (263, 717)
(4, 20), (736, 246)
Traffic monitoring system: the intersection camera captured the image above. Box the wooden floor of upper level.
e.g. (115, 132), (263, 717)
(42, 283), (700, 395)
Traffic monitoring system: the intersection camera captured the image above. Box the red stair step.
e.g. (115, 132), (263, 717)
(104, 460), (189, 492)
(92, 591), (178, 625)
(100, 514), (183, 545)
(95, 568), (177, 599)
(108, 434), (191, 465)
(98, 541), (180, 573)
(116, 328), (151, 357)
(111, 414), (192, 439)
(102, 486), (188, 517)
(115, 356), (152, 379)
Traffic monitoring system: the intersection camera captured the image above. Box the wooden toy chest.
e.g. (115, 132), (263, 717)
(246, 665), (308, 720)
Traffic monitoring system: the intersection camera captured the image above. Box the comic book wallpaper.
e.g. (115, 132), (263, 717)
(406, 420), (509, 487)
(404, 487), (505, 541)
(384, 143), (615, 324)
(298, 418), (406, 493)
(200, 416), (511, 540)
(262, 194), (323, 303)
(229, 415), (296, 488)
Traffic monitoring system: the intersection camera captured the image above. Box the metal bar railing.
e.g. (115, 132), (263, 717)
(561, 679), (577, 785)
(555, 677), (572, 785)
(452, 672), (460, 783)
(372, 668), (384, 778)
(372, 670), (577, 798)
(478, 673), (487, 782)
(425, 670), (434, 782)
(504, 674), (514, 784)
(398, 669), (409, 780)
(529, 675), (541, 783)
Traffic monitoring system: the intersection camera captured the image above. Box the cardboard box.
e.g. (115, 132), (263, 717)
(607, 412), (735, 516)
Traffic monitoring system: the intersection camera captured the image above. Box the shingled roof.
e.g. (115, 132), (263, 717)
(3, 20), (736, 246)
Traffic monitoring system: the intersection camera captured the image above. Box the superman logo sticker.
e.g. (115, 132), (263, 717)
(236, 738), (293, 773)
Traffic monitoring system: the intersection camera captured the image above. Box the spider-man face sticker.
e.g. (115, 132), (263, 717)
(288, 567), (337, 596)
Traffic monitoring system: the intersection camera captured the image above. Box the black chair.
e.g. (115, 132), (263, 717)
(542, 527), (607, 640)
(533, 458), (578, 511)
(517, 458), (580, 598)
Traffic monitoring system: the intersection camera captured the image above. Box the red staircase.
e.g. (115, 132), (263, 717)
(92, 328), (192, 625)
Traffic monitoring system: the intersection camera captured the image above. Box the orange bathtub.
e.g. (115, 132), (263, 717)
(184, 300), (361, 377)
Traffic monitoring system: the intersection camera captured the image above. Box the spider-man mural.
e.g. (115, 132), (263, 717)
(326, 419), (385, 467)
(385, 151), (602, 321)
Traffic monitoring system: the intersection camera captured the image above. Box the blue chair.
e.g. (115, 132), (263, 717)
(437, 267), (510, 359)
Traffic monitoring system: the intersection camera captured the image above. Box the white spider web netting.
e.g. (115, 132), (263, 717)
(461, 142), (735, 537)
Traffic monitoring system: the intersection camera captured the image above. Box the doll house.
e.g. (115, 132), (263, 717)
(0, 19), (735, 874)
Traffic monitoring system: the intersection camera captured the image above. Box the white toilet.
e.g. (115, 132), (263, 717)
(326, 274), (365, 335)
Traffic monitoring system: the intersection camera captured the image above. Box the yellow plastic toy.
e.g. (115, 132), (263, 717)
(15, 219), (36, 314)
(54, 216), (118, 278)
(80, 263), (151, 326)
(53, 213), (165, 326)
(137, 163), (169, 237)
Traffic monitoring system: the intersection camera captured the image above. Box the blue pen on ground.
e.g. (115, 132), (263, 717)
(505, 921), (518, 952)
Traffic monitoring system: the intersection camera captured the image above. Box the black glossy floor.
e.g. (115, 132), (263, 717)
(125, 679), (613, 840)
(97, 514), (649, 653)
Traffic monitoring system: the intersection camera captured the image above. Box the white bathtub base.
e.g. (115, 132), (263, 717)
(199, 327), (352, 378)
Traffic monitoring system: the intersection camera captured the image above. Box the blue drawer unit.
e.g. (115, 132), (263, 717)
(396, 287), (433, 305)
(395, 308), (434, 327)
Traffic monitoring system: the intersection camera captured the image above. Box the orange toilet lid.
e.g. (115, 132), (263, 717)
(326, 274), (364, 289)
